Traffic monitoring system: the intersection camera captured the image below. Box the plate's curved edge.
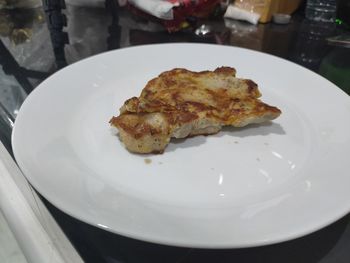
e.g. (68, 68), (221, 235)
(8, 152), (350, 249)
(11, 43), (350, 248)
(6, 158), (350, 249)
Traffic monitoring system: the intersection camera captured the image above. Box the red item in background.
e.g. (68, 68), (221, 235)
(127, 0), (221, 32)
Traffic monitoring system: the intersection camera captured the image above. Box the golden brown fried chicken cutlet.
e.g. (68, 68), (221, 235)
(110, 67), (281, 153)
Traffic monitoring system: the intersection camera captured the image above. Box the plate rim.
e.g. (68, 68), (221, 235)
(12, 43), (350, 248)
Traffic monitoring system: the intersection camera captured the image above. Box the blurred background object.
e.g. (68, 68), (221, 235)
(305, 0), (337, 22)
(327, 34), (350, 48)
(231, 0), (303, 23)
(0, 8), (44, 44)
(336, 0), (350, 30)
(0, 6), (53, 152)
(319, 47), (350, 94)
(126, 0), (222, 32)
(291, 18), (335, 71)
(224, 4), (260, 25)
(0, 0), (41, 9)
(65, 0), (105, 7)
(272, 13), (291, 24)
(64, 5), (112, 63)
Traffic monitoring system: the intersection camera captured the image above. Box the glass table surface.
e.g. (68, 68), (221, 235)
(0, 2), (350, 262)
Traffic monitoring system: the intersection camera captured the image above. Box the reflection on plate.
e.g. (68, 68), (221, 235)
(12, 44), (350, 248)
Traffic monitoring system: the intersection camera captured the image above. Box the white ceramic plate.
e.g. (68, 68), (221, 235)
(12, 44), (350, 248)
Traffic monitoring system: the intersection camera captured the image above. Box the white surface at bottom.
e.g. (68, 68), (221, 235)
(0, 211), (27, 263)
(0, 142), (83, 263)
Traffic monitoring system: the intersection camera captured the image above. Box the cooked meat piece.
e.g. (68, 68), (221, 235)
(110, 67), (281, 153)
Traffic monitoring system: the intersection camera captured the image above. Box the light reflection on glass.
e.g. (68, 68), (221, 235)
(97, 223), (109, 229)
(219, 193), (225, 197)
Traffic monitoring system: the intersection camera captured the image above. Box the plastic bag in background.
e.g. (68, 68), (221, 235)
(127, 0), (222, 32)
(64, 4), (111, 63)
(224, 5), (260, 25)
(128, 0), (176, 20)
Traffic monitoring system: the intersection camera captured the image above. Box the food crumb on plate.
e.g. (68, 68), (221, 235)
(144, 158), (152, 164)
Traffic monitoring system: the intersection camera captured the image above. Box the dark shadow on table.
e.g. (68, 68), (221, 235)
(42, 195), (349, 263)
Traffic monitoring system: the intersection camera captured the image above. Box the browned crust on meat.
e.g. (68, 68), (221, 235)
(110, 67), (281, 153)
(110, 114), (167, 139)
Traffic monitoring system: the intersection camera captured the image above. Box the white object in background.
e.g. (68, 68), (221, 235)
(0, 142), (83, 263)
(224, 5), (260, 25)
(272, 13), (291, 24)
(128, 0), (178, 20)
